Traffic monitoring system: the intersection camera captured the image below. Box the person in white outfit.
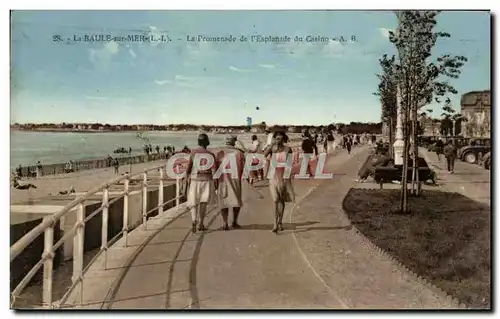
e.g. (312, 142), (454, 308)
(265, 127), (274, 148)
(248, 135), (263, 183)
(185, 133), (217, 233)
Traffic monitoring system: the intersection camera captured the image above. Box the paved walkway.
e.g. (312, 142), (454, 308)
(64, 144), (459, 309)
(419, 148), (491, 206)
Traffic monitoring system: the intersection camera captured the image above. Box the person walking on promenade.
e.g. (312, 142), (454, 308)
(434, 139), (444, 161)
(36, 161), (43, 178)
(326, 130), (335, 154)
(346, 136), (352, 155)
(263, 131), (295, 233)
(443, 140), (458, 174)
(185, 133), (217, 233)
(248, 134), (263, 184)
(113, 158), (120, 174)
(16, 164), (23, 178)
(264, 126), (274, 149)
(216, 136), (245, 230)
(301, 129), (316, 175)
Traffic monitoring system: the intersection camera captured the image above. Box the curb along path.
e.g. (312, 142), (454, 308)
(292, 148), (460, 309)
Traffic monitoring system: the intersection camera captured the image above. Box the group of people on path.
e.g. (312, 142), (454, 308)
(143, 144), (177, 157)
(185, 131), (296, 234)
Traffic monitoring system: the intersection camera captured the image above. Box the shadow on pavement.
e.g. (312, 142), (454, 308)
(240, 221), (318, 230)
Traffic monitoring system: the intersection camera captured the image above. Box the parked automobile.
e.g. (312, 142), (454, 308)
(457, 138), (491, 164)
(418, 136), (440, 150)
(482, 151), (491, 170)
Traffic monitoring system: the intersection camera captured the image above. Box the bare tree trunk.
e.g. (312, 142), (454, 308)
(400, 94), (409, 213)
(412, 104), (420, 196)
(401, 123), (409, 213)
(389, 117), (394, 158)
(410, 117), (416, 195)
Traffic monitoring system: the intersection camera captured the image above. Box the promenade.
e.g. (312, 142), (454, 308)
(60, 144), (459, 309)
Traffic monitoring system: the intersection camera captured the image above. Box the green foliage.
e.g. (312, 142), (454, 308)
(374, 54), (398, 120)
(388, 11), (467, 111)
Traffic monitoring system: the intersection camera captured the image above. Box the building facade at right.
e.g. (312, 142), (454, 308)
(460, 90), (491, 138)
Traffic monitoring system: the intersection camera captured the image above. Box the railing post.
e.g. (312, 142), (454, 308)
(142, 172), (148, 229)
(175, 177), (180, 208)
(123, 178), (130, 247)
(42, 216), (54, 308)
(101, 187), (109, 269)
(158, 167), (164, 215)
(72, 203), (85, 305)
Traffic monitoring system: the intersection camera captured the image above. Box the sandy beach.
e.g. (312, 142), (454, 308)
(10, 159), (171, 204)
(11, 136), (304, 205)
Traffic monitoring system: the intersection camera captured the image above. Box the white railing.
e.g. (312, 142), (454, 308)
(10, 162), (187, 309)
(10, 144), (307, 309)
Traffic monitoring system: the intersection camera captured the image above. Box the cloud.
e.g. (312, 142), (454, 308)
(322, 40), (345, 58)
(154, 79), (172, 85)
(88, 42), (120, 67)
(86, 96), (108, 100)
(172, 74), (218, 88)
(129, 49), (137, 58)
(229, 66), (252, 72)
(175, 75), (196, 82)
(185, 40), (215, 63)
(148, 26), (164, 47)
(258, 64), (276, 69)
(379, 28), (393, 39)
(174, 75), (203, 88)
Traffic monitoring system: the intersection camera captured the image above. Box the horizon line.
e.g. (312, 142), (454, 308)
(10, 121), (382, 126)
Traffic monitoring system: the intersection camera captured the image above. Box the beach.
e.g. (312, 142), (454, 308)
(11, 133), (303, 205)
(11, 131), (298, 169)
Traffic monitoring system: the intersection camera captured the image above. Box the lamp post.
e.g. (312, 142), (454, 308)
(393, 84), (404, 166)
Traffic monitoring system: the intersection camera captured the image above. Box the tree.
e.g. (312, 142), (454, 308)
(440, 98), (455, 136)
(373, 54), (398, 157)
(388, 10), (467, 211)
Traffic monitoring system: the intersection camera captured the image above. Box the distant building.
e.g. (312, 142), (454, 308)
(421, 117), (441, 136)
(250, 124), (265, 133)
(288, 126), (300, 133)
(460, 90), (491, 138)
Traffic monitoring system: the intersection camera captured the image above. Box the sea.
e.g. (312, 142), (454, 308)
(10, 131), (279, 169)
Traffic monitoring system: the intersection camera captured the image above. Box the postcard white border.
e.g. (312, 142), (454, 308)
(2, 1), (496, 318)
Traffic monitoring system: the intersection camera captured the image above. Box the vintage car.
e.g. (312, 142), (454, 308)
(418, 136), (440, 150)
(482, 151), (491, 170)
(457, 138), (491, 164)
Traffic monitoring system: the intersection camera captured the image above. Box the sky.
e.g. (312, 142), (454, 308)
(10, 10), (491, 126)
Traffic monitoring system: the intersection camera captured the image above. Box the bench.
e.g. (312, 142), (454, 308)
(374, 166), (434, 190)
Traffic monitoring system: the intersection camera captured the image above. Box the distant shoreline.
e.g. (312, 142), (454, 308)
(11, 128), (114, 133)
(10, 128), (258, 134)
(11, 128), (202, 133)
